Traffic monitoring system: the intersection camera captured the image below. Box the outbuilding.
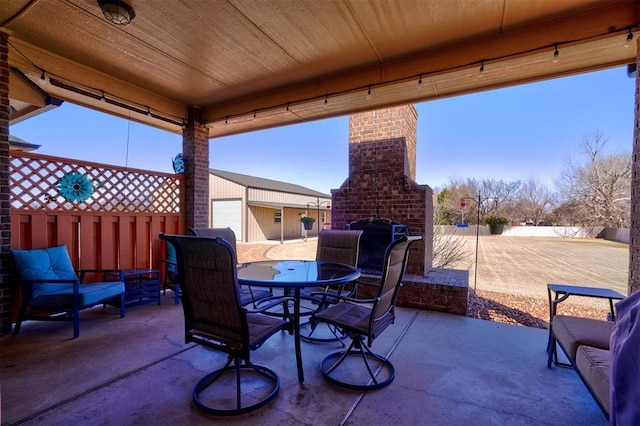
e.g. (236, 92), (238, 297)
(210, 169), (331, 242)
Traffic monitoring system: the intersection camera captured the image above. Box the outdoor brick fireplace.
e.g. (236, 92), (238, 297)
(331, 105), (468, 315)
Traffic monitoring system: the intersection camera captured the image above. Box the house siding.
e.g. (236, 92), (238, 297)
(210, 174), (246, 239)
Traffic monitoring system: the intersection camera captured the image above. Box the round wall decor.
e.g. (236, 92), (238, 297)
(58, 172), (94, 202)
(172, 153), (185, 173)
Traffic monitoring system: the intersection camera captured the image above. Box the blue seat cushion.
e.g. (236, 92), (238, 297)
(29, 281), (125, 309)
(12, 245), (78, 297)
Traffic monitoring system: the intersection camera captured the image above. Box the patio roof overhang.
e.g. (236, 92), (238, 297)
(3, 0), (638, 139)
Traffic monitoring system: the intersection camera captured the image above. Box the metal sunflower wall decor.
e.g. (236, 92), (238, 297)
(57, 172), (94, 202)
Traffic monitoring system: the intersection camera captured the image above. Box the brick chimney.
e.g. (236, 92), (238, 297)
(331, 105), (433, 276)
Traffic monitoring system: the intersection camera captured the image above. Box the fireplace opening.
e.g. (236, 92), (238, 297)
(346, 218), (408, 273)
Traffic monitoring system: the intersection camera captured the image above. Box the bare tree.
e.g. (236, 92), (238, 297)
(556, 130), (631, 227)
(463, 178), (521, 221)
(514, 178), (556, 225)
(432, 227), (469, 269)
(435, 178), (522, 225)
(435, 179), (470, 225)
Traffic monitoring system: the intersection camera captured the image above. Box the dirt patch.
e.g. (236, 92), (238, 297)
(462, 236), (628, 299)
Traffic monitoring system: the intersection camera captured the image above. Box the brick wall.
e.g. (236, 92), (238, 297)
(332, 105), (433, 276)
(631, 46), (640, 295)
(0, 33), (12, 333)
(183, 107), (209, 230)
(357, 270), (469, 315)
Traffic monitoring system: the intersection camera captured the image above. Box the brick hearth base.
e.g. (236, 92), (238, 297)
(357, 268), (469, 316)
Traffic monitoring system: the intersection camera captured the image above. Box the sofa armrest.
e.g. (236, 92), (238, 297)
(78, 269), (124, 283)
(576, 345), (610, 418)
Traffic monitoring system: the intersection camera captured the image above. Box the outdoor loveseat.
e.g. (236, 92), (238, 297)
(11, 244), (125, 339)
(548, 291), (640, 423)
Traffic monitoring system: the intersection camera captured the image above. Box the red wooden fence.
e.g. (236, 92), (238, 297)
(10, 152), (184, 272)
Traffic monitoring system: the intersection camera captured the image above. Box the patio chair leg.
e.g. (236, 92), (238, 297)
(192, 354), (280, 416)
(73, 307), (80, 339)
(12, 304), (27, 336)
(546, 336), (555, 368)
(301, 317), (348, 344)
(319, 335), (395, 391)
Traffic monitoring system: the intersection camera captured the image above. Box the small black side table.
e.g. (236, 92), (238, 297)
(111, 269), (161, 309)
(546, 283), (625, 360)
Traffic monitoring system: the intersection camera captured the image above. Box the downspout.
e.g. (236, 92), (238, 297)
(244, 186), (249, 242)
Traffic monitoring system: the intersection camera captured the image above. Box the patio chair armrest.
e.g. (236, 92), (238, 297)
(79, 269), (124, 282)
(246, 296), (296, 314)
(17, 278), (82, 300)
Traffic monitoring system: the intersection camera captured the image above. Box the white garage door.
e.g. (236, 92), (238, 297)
(211, 199), (242, 240)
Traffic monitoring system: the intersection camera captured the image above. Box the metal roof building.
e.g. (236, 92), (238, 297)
(209, 169), (331, 242)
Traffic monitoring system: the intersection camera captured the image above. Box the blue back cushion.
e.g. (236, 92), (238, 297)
(165, 241), (177, 273)
(12, 245), (78, 297)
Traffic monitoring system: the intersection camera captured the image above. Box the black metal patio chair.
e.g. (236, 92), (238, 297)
(161, 239), (180, 304)
(299, 229), (362, 342)
(186, 227), (271, 307)
(311, 234), (423, 390)
(159, 234), (291, 415)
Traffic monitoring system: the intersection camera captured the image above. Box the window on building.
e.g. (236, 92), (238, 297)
(274, 211), (282, 223)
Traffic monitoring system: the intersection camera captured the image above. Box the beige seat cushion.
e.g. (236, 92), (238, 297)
(552, 315), (613, 361)
(576, 345), (610, 415)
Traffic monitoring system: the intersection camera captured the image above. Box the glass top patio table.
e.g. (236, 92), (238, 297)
(237, 260), (360, 383)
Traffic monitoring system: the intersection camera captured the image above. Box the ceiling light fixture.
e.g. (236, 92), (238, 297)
(98, 0), (135, 25)
(366, 85), (372, 100)
(552, 45), (559, 63)
(478, 61), (485, 76)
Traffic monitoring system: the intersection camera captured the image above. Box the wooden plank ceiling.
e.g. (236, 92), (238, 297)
(3, 0), (638, 138)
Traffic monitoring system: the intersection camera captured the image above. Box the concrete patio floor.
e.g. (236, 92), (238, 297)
(1, 292), (605, 426)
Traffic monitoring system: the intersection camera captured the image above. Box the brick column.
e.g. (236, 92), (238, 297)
(631, 44), (640, 295)
(333, 105), (432, 275)
(183, 107), (209, 230)
(349, 105), (418, 180)
(0, 31), (12, 333)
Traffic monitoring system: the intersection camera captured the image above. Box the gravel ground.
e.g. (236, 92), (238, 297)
(236, 236), (628, 330)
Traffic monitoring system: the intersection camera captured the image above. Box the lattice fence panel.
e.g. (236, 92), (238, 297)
(10, 152), (182, 213)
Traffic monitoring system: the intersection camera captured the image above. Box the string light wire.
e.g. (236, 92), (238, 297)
(4, 22), (638, 127)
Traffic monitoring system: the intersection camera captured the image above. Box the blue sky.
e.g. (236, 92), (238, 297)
(11, 66), (634, 194)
